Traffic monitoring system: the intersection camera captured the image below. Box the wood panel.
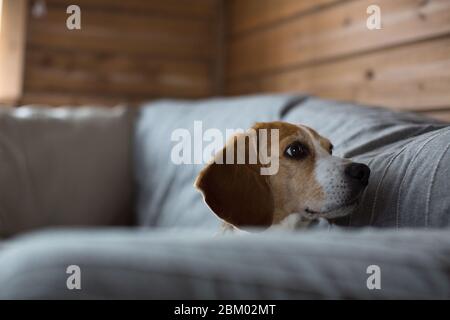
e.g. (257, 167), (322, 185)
(422, 110), (450, 122)
(229, 37), (450, 111)
(24, 51), (211, 98)
(0, 0), (27, 104)
(227, 0), (450, 79)
(22, 0), (220, 106)
(20, 91), (139, 107)
(227, 0), (340, 35)
(45, 0), (217, 19)
(28, 7), (214, 58)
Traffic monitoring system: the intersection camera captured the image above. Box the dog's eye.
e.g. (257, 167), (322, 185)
(284, 141), (309, 160)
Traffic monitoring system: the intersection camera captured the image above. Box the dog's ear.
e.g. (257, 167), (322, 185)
(195, 132), (274, 229)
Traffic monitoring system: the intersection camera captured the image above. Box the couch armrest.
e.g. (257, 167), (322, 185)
(0, 106), (135, 237)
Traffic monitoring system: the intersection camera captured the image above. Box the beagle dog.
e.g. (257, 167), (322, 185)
(195, 121), (370, 232)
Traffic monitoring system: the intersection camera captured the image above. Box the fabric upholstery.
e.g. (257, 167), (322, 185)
(282, 97), (450, 227)
(0, 106), (135, 237)
(0, 227), (448, 299)
(135, 95), (449, 229)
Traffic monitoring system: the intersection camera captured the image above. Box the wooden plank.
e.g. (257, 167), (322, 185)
(213, 0), (225, 94)
(24, 51), (212, 98)
(27, 7), (214, 59)
(228, 0), (450, 78)
(45, 0), (218, 19)
(20, 91), (144, 107)
(0, 0), (27, 104)
(228, 37), (450, 111)
(227, 0), (340, 34)
(421, 110), (450, 122)
(22, 1), (221, 106)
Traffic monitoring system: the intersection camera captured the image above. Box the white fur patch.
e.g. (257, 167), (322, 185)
(310, 133), (355, 216)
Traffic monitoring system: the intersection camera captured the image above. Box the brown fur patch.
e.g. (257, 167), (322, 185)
(303, 126), (333, 154)
(195, 130), (274, 227)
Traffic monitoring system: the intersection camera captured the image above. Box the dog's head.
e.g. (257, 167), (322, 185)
(195, 121), (370, 230)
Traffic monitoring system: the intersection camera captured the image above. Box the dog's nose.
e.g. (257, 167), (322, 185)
(345, 163), (370, 186)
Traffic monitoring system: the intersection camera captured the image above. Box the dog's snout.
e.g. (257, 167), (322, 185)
(345, 163), (370, 186)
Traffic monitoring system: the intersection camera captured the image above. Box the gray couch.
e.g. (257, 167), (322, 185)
(0, 95), (449, 299)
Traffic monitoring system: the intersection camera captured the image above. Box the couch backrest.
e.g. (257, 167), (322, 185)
(135, 95), (449, 230)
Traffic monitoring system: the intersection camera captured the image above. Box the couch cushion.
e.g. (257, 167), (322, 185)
(0, 227), (449, 299)
(0, 106), (134, 237)
(135, 95), (301, 228)
(283, 97), (449, 228)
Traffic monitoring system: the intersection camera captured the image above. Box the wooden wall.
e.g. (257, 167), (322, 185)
(0, 0), (27, 104)
(2, 0), (450, 118)
(20, 0), (221, 106)
(226, 0), (450, 120)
